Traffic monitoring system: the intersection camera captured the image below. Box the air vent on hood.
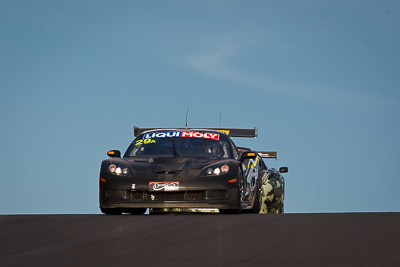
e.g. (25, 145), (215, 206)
(155, 170), (180, 179)
(155, 170), (179, 174)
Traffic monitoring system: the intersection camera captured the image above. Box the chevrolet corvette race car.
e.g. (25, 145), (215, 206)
(99, 127), (288, 215)
(239, 149), (287, 214)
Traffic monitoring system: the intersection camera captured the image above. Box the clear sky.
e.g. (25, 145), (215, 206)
(1, 0), (399, 214)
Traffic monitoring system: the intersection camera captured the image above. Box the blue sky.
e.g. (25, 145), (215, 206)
(1, 0), (399, 214)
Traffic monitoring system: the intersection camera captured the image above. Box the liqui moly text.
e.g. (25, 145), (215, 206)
(143, 131), (219, 140)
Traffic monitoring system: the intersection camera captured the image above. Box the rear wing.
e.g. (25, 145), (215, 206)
(133, 126), (258, 138)
(257, 151), (277, 160)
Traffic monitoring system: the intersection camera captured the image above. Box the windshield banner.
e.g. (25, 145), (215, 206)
(144, 131), (219, 140)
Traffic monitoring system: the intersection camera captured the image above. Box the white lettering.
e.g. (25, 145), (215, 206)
(193, 132), (203, 138)
(144, 133), (155, 139)
(208, 133), (219, 140)
(144, 131), (219, 139)
(182, 132), (192, 137)
(166, 132), (179, 137)
(156, 133), (166, 138)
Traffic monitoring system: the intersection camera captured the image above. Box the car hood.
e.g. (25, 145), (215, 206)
(123, 156), (217, 172)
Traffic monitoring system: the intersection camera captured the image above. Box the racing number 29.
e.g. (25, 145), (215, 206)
(135, 139), (156, 146)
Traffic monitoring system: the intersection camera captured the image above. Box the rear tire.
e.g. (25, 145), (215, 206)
(279, 201), (284, 213)
(252, 179), (262, 213)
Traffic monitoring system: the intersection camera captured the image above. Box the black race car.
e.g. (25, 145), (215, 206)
(99, 127), (287, 214)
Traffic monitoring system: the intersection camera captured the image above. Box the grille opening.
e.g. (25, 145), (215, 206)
(106, 190), (225, 201)
(212, 190), (227, 198)
(145, 191), (203, 201)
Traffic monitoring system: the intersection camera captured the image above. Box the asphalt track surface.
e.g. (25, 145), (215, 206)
(1, 213), (399, 267)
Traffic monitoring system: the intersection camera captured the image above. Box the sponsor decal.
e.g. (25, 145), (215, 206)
(149, 181), (179, 192)
(144, 131), (219, 140)
(144, 132), (181, 138)
(135, 138), (156, 146)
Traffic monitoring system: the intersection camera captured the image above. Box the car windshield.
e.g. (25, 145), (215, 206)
(125, 131), (232, 159)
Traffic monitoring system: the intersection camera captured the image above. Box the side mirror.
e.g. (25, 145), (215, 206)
(107, 150), (121, 158)
(240, 151), (258, 162)
(279, 167), (288, 173)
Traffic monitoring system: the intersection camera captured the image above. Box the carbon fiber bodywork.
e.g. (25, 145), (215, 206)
(99, 128), (265, 214)
(99, 128), (287, 214)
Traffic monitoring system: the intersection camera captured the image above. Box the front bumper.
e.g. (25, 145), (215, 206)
(100, 189), (239, 209)
(99, 173), (240, 210)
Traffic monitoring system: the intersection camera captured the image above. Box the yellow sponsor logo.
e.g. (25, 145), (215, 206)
(219, 130), (230, 135)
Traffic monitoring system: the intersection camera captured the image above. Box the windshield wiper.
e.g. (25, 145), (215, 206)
(171, 138), (179, 157)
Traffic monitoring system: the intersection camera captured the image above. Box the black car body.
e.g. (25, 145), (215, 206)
(99, 127), (287, 214)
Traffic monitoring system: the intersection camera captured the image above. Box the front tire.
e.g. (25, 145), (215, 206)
(219, 176), (244, 214)
(125, 208), (147, 215)
(237, 176), (244, 213)
(100, 208), (123, 215)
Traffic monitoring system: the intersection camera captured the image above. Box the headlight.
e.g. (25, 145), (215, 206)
(107, 163), (132, 176)
(201, 165), (229, 177)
